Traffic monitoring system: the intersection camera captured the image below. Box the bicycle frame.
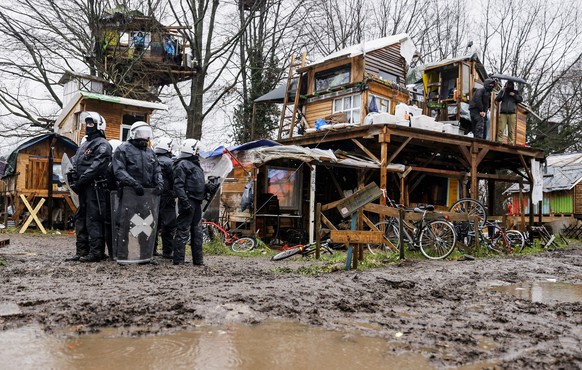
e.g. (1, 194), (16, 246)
(202, 221), (239, 245)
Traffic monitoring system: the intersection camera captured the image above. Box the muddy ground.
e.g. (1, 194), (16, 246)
(0, 233), (581, 369)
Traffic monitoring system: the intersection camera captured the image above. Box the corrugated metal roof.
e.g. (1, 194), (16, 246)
(506, 152), (582, 193)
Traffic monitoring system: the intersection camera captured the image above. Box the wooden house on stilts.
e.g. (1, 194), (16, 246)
(221, 34), (545, 247)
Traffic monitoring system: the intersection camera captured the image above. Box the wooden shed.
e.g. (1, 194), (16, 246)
(54, 86), (167, 145)
(1, 133), (78, 229)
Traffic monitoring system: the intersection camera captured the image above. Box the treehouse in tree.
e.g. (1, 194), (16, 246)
(96, 7), (195, 101)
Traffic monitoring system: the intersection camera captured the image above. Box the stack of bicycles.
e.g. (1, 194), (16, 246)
(367, 197), (527, 260)
(448, 198), (525, 255)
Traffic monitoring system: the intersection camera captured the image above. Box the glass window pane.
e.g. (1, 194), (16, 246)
(353, 94), (361, 108)
(343, 97), (351, 109)
(334, 98), (342, 112)
(352, 110), (360, 123)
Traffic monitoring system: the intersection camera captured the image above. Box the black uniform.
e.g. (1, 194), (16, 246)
(69, 133), (112, 261)
(155, 152), (177, 258)
(112, 140), (163, 192)
(469, 78), (495, 139)
(173, 154), (206, 265)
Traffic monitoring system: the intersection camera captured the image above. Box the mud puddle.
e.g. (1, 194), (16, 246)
(0, 320), (433, 370)
(492, 280), (582, 303)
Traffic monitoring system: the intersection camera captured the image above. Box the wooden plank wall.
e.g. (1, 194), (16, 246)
(14, 140), (77, 192)
(364, 44), (406, 83)
(304, 99), (333, 128)
(574, 182), (582, 214)
(367, 82), (409, 114)
(81, 100), (153, 142)
(220, 167), (252, 226)
(515, 106), (527, 145)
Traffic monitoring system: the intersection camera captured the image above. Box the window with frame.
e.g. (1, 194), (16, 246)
(370, 94), (391, 113)
(378, 70), (398, 83)
(264, 167), (302, 211)
(333, 94), (361, 124)
(314, 65), (351, 92)
(122, 113), (147, 141)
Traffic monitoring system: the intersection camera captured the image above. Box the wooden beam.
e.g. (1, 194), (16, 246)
(475, 148), (490, 166)
(387, 137), (412, 164)
(458, 144), (472, 165)
(352, 139), (381, 164)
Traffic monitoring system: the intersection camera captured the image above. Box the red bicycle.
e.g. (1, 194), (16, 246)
(202, 221), (256, 252)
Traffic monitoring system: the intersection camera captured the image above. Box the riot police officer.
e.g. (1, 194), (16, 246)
(66, 112), (112, 262)
(153, 137), (176, 259)
(112, 121), (163, 194)
(112, 122), (163, 262)
(173, 138), (206, 266)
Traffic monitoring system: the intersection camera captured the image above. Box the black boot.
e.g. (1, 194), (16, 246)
(80, 254), (102, 263)
(65, 255), (81, 262)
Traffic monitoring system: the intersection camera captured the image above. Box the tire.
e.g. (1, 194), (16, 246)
(506, 230), (525, 253)
(230, 237), (256, 252)
(271, 247), (302, 261)
(419, 220), (457, 260)
(367, 220), (400, 255)
(303, 243), (334, 257)
(449, 198), (487, 228)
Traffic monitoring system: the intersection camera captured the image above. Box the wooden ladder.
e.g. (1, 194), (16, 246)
(278, 52), (307, 140)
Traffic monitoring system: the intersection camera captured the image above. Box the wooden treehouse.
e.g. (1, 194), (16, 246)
(55, 71), (167, 144)
(98, 8), (195, 100)
(1, 134), (78, 230)
(227, 35), (545, 246)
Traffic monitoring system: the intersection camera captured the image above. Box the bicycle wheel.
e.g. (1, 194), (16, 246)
(230, 237), (256, 252)
(506, 230), (525, 253)
(271, 247), (302, 261)
(419, 220), (457, 260)
(303, 243), (334, 257)
(367, 220), (400, 255)
(449, 198), (487, 228)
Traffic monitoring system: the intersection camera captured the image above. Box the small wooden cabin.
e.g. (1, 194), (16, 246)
(54, 72), (167, 144)
(1, 134), (78, 228)
(421, 54), (529, 145)
(278, 34), (415, 137)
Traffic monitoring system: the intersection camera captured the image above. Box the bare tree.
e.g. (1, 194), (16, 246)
(479, 0), (582, 152)
(230, 0), (316, 143)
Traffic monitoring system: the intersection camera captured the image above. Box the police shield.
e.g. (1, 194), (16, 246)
(112, 187), (160, 264)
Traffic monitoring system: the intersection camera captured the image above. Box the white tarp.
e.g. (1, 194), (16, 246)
(531, 159), (543, 202)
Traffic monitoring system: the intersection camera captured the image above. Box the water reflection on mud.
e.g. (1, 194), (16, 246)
(492, 281), (582, 304)
(0, 320), (434, 370)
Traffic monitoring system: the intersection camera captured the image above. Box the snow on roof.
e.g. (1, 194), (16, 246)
(304, 33), (416, 69)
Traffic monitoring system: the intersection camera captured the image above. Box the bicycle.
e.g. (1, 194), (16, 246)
(459, 220), (525, 254)
(367, 203), (457, 260)
(202, 220), (257, 252)
(271, 239), (334, 261)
